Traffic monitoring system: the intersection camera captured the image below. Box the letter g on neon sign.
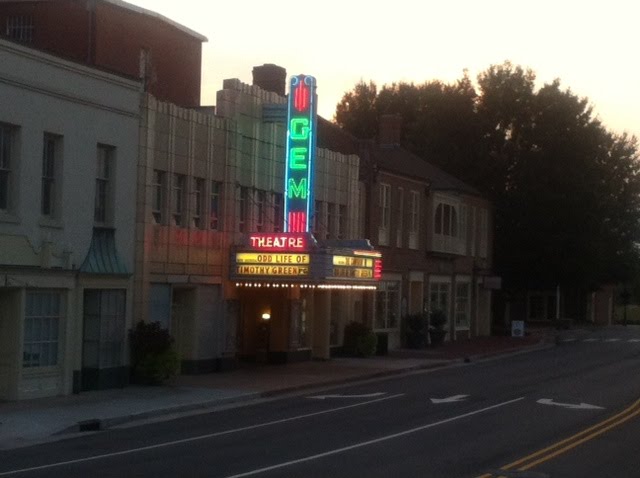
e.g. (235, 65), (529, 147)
(290, 118), (310, 140)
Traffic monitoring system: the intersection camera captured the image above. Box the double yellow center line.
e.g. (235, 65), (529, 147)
(477, 397), (640, 477)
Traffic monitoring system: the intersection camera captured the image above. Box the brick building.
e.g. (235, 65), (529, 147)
(0, 0), (206, 107)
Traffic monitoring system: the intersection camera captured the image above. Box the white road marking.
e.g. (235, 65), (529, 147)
(222, 397), (525, 478)
(0, 394), (405, 477)
(583, 338), (598, 342)
(537, 398), (604, 410)
(605, 338), (621, 342)
(307, 392), (387, 400)
(560, 338), (576, 343)
(430, 394), (469, 404)
(628, 339), (640, 343)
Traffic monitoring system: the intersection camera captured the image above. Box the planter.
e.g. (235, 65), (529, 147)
(429, 329), (447, 347)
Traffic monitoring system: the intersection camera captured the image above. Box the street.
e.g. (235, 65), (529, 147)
(2, 327), (640, 478)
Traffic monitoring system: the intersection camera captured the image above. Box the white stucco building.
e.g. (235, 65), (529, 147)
(0, 38), (140, 400)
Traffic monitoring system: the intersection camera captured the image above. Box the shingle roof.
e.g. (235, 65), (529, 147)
(316, 119), (482, 197)
(373, 145), (481, 196)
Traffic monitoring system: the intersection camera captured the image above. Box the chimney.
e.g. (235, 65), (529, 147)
(378, 114), (402, 146)
(252, 64), (287, 96)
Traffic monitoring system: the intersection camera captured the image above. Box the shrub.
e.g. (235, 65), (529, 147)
(343, 321), (377, 357)
(356, 331), (378, 357)
(129, 321), (179, 385)
(403, 313), (428, 348)
(429, 309), (447, 331)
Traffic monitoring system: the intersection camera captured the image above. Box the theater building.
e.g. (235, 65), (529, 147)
(136, 67), (380, 371)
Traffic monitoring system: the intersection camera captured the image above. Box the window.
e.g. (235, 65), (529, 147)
(83, 290), (126, 370)
(23, 291), (63, 368)
(273, 193), (283, 232)
(192, 178), (205, 228)
(470, 206), (477, 257)
(455, 282), (470, 329)
(94, 145), (114, 225)
(256, 190), (266, 232)
(479, 208), (488, 258)
(338, 205), (347, 239)
(313, 200), (323, 236)
(429, 281), (450, 325)
(0, 124), (15, 212)
(6, 15), (33, 43)
(460, 205), (468, 255)
(375, 281), (400, 330)
(172, 174), (186, 227)
(210, 180), (221, 230)
(378, 183), (391, 245)
(238, 186), (249, 232)
(434, 203), (458, 236)
(396, 188), (404, 247)
(41, 134), (60, 218)
(409, 190), (420, 249)
(327, 203), (336, 239)
(152, 170), (165, 224)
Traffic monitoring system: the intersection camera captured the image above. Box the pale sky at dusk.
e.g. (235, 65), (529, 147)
(129, 0), (639, 140)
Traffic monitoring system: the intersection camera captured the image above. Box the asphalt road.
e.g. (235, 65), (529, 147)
(2, 326), (640, 478)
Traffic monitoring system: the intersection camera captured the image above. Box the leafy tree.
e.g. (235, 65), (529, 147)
(334, 80), (378, 139)
(334, 61), (640, 298)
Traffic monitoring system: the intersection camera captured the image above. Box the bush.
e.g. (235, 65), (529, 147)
(129, 321), (179, 385)
(356, 331), (378, 357)
(403, 313), (428, 348)
(343, 321), (377, 357)
(429, 309), (447, 331)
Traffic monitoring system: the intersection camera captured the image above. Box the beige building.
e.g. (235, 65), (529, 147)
(0, 38), (140, 400)
(135, 70), (369, 372)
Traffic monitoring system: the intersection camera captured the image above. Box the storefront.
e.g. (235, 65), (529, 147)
(230, 232), (381, 361)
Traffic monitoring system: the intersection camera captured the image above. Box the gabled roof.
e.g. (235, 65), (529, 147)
(373, 145), (481, 196)
(316, 119), (482, 197)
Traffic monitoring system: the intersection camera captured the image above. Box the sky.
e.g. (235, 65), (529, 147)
(128, 0), (639, 140)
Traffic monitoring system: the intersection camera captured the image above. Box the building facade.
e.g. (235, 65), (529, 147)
(318, 113), (497, 347)
(352, 116), (497, 347)
(0, 38), (140, 400)
(136, 68), (377, 372)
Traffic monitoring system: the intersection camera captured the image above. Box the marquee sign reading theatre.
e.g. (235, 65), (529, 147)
(231, 75), (381, 289)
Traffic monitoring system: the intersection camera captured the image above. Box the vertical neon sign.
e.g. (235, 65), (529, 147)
(284, 75), (317, 233)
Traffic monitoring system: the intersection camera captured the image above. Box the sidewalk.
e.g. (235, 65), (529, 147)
(0, 334), (551, 450)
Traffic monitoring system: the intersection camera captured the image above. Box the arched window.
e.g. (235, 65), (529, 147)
(434, 202), (459, 237)
(434, 204), (443, 234)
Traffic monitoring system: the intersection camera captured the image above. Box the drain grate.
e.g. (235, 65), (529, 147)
(77, 419), (102, 432)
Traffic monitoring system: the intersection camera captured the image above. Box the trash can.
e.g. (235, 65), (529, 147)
(376, 332), (388, 355)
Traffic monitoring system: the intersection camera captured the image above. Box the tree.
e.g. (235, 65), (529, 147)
(334, 61), (640, 295)
(334, 80), (378, 139)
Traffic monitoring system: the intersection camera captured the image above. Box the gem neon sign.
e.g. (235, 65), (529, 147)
(284, 75), (317, 233)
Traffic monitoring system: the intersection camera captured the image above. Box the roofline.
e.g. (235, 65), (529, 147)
(103, 0), (208, 42)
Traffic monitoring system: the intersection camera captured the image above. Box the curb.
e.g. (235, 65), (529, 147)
(61, 341), (553, 435)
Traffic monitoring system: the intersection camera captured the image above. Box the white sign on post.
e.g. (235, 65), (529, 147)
(511, 320), (525, 338)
